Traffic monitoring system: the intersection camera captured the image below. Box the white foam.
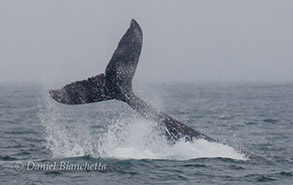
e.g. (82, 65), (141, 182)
(97, 119), (246, 160)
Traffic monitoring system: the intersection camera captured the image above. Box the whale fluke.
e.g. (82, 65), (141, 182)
(50, 19), (142, 105)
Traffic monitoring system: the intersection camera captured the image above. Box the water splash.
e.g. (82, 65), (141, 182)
(38, 83), (246, 161)
(38, 85), (93, 158)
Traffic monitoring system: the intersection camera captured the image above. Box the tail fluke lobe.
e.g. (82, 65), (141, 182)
(105, 19), (142, 99)
(49, 74), (112, 105)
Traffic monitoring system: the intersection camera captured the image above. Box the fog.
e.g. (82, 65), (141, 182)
(1, 0), (292, 83)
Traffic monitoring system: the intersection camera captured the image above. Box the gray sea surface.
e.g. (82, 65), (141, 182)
(0, 82), (292, 184)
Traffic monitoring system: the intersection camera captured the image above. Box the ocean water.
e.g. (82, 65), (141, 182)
(0, 82), (292, 184)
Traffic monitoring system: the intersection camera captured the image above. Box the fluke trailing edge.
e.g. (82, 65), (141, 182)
(49, 19), (263, 160)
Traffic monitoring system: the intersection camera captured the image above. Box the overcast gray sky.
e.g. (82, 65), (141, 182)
(1, 0), (292, 83)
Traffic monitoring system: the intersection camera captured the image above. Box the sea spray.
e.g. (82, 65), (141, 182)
(39, 83), (246, 160)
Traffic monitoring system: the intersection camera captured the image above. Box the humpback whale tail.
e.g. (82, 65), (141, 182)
(49, 19), (142, 105)
(49, 19), (265, 161)
(49, 19), (215, 142)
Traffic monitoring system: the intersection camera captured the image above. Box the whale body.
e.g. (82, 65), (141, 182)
(49, 19), (264, 160)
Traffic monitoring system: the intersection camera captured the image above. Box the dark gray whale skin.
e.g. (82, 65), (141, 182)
(49, 19), (265, 161)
